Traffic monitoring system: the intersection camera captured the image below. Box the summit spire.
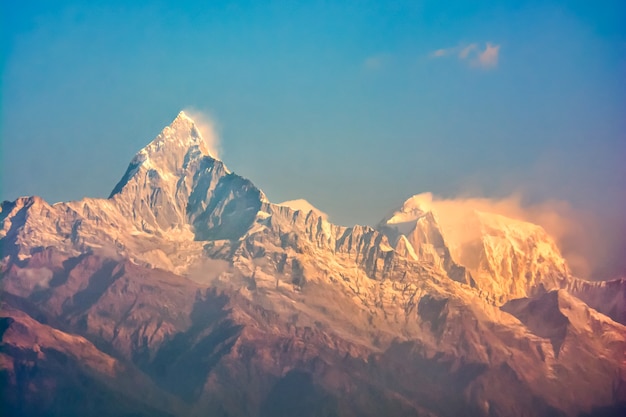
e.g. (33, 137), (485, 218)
(141, 111), (209, 159)
(108, 111), (213, 198)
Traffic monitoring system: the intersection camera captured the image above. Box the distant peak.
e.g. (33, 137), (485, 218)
(137, 112), (210, 160)
(401, 193), (433, 213)
(384, 192), (433, 225)
(278, 199), (328, 220)
(109, 112), (219, 198)
(177, 110), (191, 119)
(165, 111), (200, 138)
(173, 110), (195, 125)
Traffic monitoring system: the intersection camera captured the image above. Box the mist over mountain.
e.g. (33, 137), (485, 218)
(1, 112), (624, 417)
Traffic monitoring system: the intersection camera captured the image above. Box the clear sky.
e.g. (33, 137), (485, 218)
(2, 1), (625, 231)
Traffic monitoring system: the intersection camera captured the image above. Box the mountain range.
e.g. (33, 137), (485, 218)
(1, 112), (624, 416)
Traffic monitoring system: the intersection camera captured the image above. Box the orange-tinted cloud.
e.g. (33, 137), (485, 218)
(422, 193), (621, 280)
(431, 42), (501, 69)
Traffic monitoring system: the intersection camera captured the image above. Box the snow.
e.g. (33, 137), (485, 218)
(176, 110), (194, 122)
(278, 199), (328, 220)
(378, 241), (394, 252)
(385, 192), (433, 224)
(398, 235), (418, 260)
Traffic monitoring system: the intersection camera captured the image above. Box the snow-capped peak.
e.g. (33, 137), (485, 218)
(384, 192), (433, 225)
(139, 112), (209, 160)
(174, 110), (194, 123)
(278, 199), (328, 220)
(108, 111), (227, 199)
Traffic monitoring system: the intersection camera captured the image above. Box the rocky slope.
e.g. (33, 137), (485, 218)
(1, 112), (625, 416)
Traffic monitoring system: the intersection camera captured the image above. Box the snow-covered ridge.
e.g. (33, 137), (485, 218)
(278, 199), (328, 220)
(384, 192), (433, 225)
(142, 111), (209, 155)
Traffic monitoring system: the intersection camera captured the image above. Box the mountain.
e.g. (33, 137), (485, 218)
(278, 199), (329, 220)
(380, 193), (571, 303)
(1, 111), (624, 417)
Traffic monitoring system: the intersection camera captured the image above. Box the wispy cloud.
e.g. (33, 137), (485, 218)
(430, 42), (501, 69)
(459, 44), (478, 59)
(363, 54), (389, 71)
(431, 48), (453, 58)
(182, 108), (222, 159)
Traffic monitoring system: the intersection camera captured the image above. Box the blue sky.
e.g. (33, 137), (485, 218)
(2, 0), (625, 231)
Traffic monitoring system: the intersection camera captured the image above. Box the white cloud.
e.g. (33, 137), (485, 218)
(430, 42), (500, 70)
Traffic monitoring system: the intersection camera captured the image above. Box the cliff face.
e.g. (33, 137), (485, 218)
(1, 112), (624, 417)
